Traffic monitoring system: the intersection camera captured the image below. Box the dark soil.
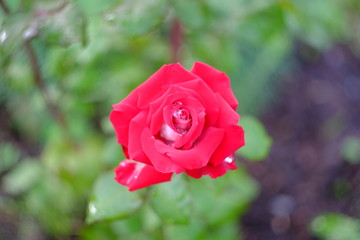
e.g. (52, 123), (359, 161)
(242, 45), (360, 240)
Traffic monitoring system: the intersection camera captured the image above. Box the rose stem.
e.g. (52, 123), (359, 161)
(170, 18), (183, 63)
(0, 0), (9, 14)
(1, 0), (68, 133)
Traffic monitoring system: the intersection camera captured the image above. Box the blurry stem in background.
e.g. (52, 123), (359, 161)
(23, 40), (68, 131)
(0, 0), (9, 14)
(0, 0), (68, 134)
(170, 18), (183, 63)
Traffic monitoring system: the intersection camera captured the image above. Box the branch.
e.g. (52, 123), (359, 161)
(23, 40), (68, 130)
(0, 0), (10, 14)
(170, 18), (183, 63)
(1, 0), (69, 132)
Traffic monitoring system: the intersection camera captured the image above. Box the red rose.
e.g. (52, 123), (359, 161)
(110, 62), (245, 191)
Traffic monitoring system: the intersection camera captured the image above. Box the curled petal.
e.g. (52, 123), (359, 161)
(176, 79), (220, 126)
(148, 85), (204, 135)
(114, 159), (173, 191)
(162, 97), (205, 149)
(210, 125), (245, 166)
(141, 128), (185, 173)
(154, 127), (224, 170)
(215, 93), (240, 128)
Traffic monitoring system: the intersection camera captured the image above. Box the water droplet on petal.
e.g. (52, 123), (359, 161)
(224, 155), (234, 163)
(160, 124), (182, 143)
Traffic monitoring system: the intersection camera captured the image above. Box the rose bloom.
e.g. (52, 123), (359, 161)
(110, 62), (245, 191)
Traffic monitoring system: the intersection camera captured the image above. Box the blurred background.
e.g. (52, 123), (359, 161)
(1, 0), (360, 239)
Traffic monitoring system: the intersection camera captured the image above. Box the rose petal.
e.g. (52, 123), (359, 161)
(176, 79), (220, 126)
(215, 93), (240, 128)
(191, 62), (238, 110)
(162, 95), (205, 149)
(174, 110), (205, 149)
(137, 63), (199, 108)
(128, 112), (151, 164)
(154, 127), (224, 170)
(148, 85), (204, 135)
(110, 102), (139, 146)
(115, 160), (172, 191)
(186, 158), (238, 179)
(210, 125), (245, 166)
(141, 128), (185, 173)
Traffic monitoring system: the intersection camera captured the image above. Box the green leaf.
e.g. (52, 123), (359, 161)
(104, 0), (166, 36)
(74, 0), (122, 16)
(311, 213), (360, 240)
(0, 12), (32, 56)
(283, 0), (348, 50)
(3, 158), (42, 195)
(110, 203), (162, 240)
(341, 136), (360, 164)
(163, 217), (207, 240)
(237, 115), (272, 161)
(0, 142), (20, 172)
(188, 167), (259, 225)
(86, 172), (143, 223)
(149, 174), (191, 224)
(171, 0), (204, 28)
(163, 214), (240, 240)
(234, 30), (292, 114)
(38, 3), (87, 46)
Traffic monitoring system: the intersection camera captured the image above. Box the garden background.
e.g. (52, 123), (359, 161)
(1, 0), (360, 239)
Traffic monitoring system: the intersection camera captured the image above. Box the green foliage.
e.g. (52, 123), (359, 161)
(237, 115), (273, 161)
(87, 172), (144, 223)
(189, 167), (259, 225)
(85, 168), (257, 239)
(38, 3), (87, 46)
(341, 136), (360, 164)
(0, 142), (20, 172)
(0, 0), (358, 239)
(105, 0), (167, 36)
(149, 174), (191, 224)
(3, 158), (41, 195)
(311, 213), (360, 240)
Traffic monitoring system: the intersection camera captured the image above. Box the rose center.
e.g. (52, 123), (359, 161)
(172, 106), (192, 134)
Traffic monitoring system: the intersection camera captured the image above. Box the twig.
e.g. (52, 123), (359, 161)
(0, 0), (9, 14)
(1, 0), (68, 132)
(170, 18), (183, 63)
(23, 40), (68, 130)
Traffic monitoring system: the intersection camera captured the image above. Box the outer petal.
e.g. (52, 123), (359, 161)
(115, 160), (173, 191)
(210, 125), (245, 166)
(137, 63), (199, 108)
(186, 156), (238, 179)
(191, 62), (238, 110)
(141, 128), (185, 173)
(215, 93), (240, 128)
(127, 111), (151, 164)
(110, 102), (139, 146)
(155, 127), (224, 170)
